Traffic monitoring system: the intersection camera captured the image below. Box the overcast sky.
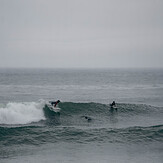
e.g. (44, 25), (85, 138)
(0, 0), (163, 68)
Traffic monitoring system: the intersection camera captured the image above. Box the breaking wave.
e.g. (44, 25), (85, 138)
(0, 101), (162, 125)
(0, 101), (163, 147)
(0, 102), (45, 125)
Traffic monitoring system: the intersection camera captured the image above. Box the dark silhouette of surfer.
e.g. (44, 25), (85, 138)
(110, 101), (117, 111)
(84, 116), (92, 121)
(110, 101), (115, 107)
(81, 116), (92, 122)
(50, 100), (60, 107)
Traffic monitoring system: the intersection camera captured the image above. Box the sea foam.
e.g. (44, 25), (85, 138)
(0, 102), (46, 124)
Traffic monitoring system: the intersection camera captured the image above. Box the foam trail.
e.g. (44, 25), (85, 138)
(0, 102), (46, 124)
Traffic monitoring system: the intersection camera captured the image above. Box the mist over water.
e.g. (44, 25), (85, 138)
(0, 68), (163, 163)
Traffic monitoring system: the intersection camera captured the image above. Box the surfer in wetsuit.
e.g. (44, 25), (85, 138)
(51, 100), (60, 107)
(85, 116), (92, 121)
(110, 101), (117, 111)
(111, 101), (115, 107)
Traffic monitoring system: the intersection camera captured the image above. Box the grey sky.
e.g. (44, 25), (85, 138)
(0, 0), (163, 68)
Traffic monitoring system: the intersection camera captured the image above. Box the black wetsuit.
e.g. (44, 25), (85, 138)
(51, 101), (57, 105)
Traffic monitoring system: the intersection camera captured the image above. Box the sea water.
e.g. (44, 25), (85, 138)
(0, 68), (163, 163)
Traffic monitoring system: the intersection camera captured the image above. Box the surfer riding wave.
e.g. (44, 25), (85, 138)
(50, 100), (60, 107)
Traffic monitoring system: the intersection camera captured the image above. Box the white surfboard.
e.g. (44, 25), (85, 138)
(46, 103), (61, 113)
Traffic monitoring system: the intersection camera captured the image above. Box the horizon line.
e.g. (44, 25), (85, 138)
(0, 67), (163, 69)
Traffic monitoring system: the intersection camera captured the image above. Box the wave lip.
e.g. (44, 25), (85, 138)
(0, 102), (45, 125)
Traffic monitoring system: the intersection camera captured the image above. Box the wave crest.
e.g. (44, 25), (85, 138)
(0, 102), (45, 125)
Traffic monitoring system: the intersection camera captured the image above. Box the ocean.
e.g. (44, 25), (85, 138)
(0, 68), (163, 163)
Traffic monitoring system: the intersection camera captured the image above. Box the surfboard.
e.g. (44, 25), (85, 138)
(110, 105), (117, 111)
(50, 107), (61, 113)
(111, 105), (117, 109)
(46, 103), (61, 113)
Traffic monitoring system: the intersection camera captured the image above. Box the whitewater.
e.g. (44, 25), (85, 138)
(0, 102), (46, 124)
(0, 68), (163, 163)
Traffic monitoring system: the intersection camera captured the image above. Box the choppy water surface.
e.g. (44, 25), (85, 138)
(0, 68), (163, 163)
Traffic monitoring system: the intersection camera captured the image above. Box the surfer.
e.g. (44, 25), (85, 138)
(110, 101), (117, 111)
(111, 101), (116, 107)
(85, 116), (92, 121)
(50, 100), (60, 107)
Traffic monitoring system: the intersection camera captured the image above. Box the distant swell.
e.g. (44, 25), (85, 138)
(0, 125), (162, 146)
